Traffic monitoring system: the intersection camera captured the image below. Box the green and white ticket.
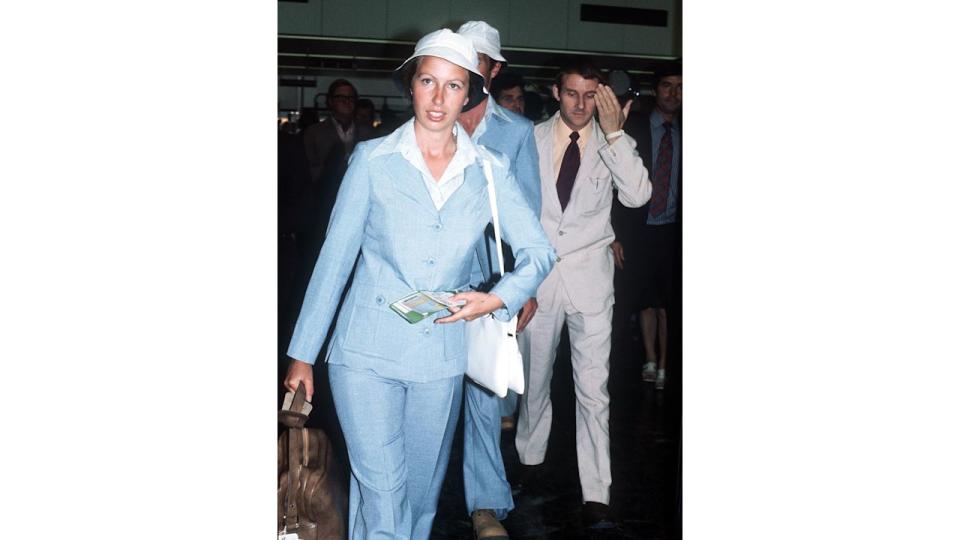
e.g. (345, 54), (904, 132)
(389, 290), (465, 324)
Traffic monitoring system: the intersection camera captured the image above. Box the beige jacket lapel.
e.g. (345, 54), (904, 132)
(538, 116), (561, 217)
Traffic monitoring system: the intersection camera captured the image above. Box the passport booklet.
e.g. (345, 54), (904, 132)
(389, 290), (466, 324)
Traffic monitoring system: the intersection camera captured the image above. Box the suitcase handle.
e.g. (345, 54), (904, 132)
(284, 382), (308, 529)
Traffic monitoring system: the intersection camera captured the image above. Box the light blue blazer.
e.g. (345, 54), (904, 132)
(477, 99), (541, 215)
(287, 125), (556, 383)
(472, 99), (542, 285)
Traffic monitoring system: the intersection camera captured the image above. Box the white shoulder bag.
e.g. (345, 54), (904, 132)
(464, 159), (526, 398)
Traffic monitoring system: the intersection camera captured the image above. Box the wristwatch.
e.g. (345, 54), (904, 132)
(604, 129), (624, 141)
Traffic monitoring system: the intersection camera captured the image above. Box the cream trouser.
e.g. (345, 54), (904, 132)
(515, 280), (613, 505)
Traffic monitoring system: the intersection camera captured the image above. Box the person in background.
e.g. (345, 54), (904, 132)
(303, 79), (373, 181)
(455, 19), (542, 540)
(354, 97), (377, 133)
(611, 67), (681, 390)
(491, 72), (526, 117)
(283, 28), (555, 540)
(300, 79), (377, 245)
(523, 91), (546, 123)
(278, 116), (311, 346)
(515, 57), (651, 530)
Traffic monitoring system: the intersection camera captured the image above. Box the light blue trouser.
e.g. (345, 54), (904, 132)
(500, 389), (519, 417)
(329, 364), (463, 540)
(462, 379), (515, 520)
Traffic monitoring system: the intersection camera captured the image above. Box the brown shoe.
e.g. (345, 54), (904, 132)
(472, 509), (509, 539)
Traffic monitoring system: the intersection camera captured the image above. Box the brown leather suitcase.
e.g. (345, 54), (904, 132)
(278, 383), (347, 540)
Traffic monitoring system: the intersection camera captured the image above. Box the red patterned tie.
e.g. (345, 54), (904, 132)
(649, 121), (672, 217)
(556, 131), (580, 211)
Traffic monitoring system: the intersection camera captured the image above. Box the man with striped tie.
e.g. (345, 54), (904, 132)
(611, 67), (682, 390)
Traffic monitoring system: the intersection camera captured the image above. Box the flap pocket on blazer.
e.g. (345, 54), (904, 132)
(341, 287), (413, 361)
(342, 304), (413, 361)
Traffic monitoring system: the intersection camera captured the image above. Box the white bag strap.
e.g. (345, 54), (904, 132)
(481, 159), (506, 276)
(480, 158), (519, 333)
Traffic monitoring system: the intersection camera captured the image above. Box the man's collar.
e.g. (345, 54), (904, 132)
(453, 122), (480, 163)
(650, 109), (678, 127)
(554, 112), (593, 139)
(331, 115), (353, 130)
(485, 96), (514, 123)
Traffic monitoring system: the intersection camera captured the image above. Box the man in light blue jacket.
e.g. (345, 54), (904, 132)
(456, 20), (543, 539)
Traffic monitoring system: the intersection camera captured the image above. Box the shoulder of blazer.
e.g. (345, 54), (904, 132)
(475, 144), (509, 171)
(307, 119), (338, 137)
(490, 103), (534, 130)
(344, 136), (400, 182)
(302, 120), (334, 148)
(533, 115), (555, 141)
(484, 110), (533, 151)
(364, 130), (403, 161)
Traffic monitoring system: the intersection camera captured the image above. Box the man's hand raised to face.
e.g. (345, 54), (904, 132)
(595, 84), (632, 142)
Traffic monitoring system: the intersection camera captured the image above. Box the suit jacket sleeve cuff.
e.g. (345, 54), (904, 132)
(487, 284), (524, 321)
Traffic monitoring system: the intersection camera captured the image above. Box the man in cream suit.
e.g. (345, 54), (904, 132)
(515, 58), (651, 529)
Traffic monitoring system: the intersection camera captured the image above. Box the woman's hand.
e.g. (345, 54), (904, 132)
(434, 291), (505, 324)
(284, 359), (315, 401)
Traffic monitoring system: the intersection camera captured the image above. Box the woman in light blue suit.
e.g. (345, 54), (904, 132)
(284, 28), (555, 540)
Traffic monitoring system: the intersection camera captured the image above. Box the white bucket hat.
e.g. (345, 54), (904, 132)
(393, 28), (488, 111)
(456, 20), (507, 64)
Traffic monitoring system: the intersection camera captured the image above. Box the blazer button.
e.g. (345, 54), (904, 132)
(375, 296), (384, 305)
(556, 257), (562, 263)
(433, 223), (442, 230)
(423, 328), (432, 336)
(427, 258), (436, 265)
(558, 230), (565, 236)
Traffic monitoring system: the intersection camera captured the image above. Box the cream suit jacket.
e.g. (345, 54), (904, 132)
(533, 112), (652, 313)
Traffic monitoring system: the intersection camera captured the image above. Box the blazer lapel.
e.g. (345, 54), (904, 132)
(381, 153), (439, 215)
(538, 116), (562, 218)
(443, 160), (487, 212)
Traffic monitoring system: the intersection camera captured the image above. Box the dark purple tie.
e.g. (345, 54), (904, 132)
(649, 121), (673, 217)
(556, 131), (580, 211)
